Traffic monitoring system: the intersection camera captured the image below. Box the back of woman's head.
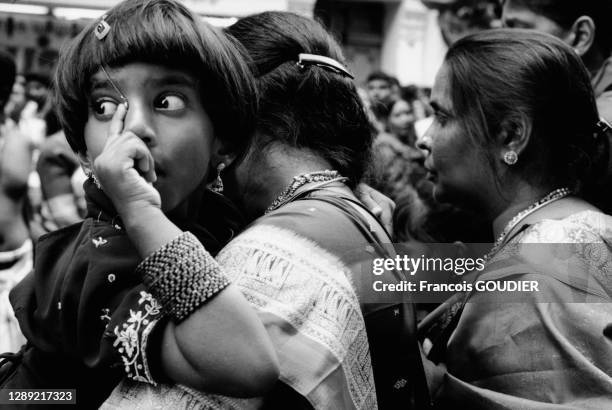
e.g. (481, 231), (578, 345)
(55, 0), (257, 156)
(226, 12), (373, 187)
(445, 28), (608, 203)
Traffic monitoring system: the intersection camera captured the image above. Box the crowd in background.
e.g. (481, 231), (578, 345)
(0, 0), (611, 409)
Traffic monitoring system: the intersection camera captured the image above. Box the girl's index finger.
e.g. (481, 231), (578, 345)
(109, 102), (128, 137)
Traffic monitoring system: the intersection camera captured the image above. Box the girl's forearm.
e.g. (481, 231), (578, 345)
(119, 203), (279, 395)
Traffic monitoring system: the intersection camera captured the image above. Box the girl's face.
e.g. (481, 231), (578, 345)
(419, 64), (493, 208)
(388, 99), (416, 142)
(84, 63), (216, 213)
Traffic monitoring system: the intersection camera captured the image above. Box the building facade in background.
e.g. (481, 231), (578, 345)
(315, 0), (446, 87)
(0, 0), (447, 87)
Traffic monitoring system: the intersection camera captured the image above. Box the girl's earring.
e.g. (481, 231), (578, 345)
(87, 171), (102, 189)
(211, 163), (226, 193)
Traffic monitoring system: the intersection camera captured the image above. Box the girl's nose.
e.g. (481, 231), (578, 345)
(123, 102), (156, 146)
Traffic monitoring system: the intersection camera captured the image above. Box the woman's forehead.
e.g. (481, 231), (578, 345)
(430, 65), (453, 113)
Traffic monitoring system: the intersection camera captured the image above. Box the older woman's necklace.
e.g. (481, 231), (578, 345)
(484, 187), (571, 261)
(265, 170), (346, 214)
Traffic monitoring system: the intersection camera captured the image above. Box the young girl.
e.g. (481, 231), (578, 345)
(0, 0), (278, 407)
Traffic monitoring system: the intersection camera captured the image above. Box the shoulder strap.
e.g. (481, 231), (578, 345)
(292, 187), (432, 409)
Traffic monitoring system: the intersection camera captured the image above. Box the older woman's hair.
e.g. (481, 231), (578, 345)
(54, 0), (257, 155)
(445, 29), (608, 204)
(226, 12), (373, 187)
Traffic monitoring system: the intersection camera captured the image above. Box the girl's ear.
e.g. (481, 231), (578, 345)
(77, 152), (93, 176)
(210, 138), (238, 169)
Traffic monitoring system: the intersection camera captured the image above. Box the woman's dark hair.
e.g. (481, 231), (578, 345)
(54, 0), (257, 156)
(0, 50), (16, 110)
(444, 28), (608, 203)
(226, 12), (373, 187)
(510, 0), (612, 55)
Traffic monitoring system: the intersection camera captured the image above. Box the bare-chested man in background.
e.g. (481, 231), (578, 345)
(0, 51), (33, 352)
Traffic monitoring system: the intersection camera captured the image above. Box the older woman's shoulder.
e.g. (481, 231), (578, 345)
(520, 210), (612, 244)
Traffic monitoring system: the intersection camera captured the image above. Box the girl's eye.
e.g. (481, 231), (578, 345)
(92, 99), (118, 118)
(155, 95), (186, 111)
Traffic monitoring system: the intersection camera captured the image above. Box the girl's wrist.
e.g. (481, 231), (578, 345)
(118, 202), (184, 259)
(118, 200), (162, 227)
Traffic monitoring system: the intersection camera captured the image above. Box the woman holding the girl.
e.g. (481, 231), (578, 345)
(4, 1), (422, 409)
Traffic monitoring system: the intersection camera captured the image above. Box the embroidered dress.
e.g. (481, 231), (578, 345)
(0, 180), (240, 409)
(103, 188), (412, 409)
(0, 240), (31, 353)
(424, 210), (612, 409)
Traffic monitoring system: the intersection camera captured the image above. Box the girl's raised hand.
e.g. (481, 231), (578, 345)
(93, 103), (161, 215)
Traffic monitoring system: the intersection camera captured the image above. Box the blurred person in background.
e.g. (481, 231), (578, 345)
(0, 51), (31, 353)
(370, 94), (425, 203)
(422, 0), (501, 46)
(366, 70), (400, 133)
(3, 75), (26, 126)
(36, 130), (86, 231)
(502, 0), (612, 215)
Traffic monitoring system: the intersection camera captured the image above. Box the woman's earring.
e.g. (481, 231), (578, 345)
(211, 163), (226, 193)
(503, 150), (518, 165)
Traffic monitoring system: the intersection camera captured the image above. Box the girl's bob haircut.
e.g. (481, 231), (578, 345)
(55, 0), (257, 156)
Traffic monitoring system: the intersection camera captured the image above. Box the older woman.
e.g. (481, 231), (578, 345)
(418, 29), (612, 408)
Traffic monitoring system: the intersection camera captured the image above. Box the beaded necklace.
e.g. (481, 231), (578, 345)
(265, 170), (345, 214)
(484, 187), (571, 261)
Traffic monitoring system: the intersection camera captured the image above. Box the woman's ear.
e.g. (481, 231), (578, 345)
(497, 114), (532, 161)
(567, 16), (596, 57)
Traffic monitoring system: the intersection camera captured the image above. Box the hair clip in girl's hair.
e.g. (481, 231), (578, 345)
(94, 15), (111, 40)
(595, 118), (612, 139)
(296, 53), (354, 79)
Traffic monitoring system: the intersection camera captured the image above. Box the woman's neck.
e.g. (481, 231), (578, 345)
(238, 145), (334, 220)
(490, 183), (575, 240)
(491, 183), (553, 238)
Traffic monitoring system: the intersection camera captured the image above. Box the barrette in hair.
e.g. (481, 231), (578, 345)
(296, 53), (354, 79)
(595, 118), (612, 138)
(94, 15), (111, 40)
(100, 65), (128, 108)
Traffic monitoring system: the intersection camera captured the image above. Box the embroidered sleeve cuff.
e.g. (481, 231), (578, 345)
(136, 231), (230, 322)
(113, 290), (163, 385)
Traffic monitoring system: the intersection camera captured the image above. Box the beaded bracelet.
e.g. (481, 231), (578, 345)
(136, 232), (230, 322)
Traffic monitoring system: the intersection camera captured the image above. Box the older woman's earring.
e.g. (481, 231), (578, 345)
(211, 163), (226, 193)
(503, 151), (518, 165)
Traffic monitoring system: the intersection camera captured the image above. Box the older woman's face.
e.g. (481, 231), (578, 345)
(418, 64), (491, 208)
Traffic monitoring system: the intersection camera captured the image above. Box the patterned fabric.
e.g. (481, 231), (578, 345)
(430, 210), (612, 409)
(0, 239), (31, 353)
(103, 193), (381, 409)
(217, 225), (376, 409)
(113, 291), (162, 385)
